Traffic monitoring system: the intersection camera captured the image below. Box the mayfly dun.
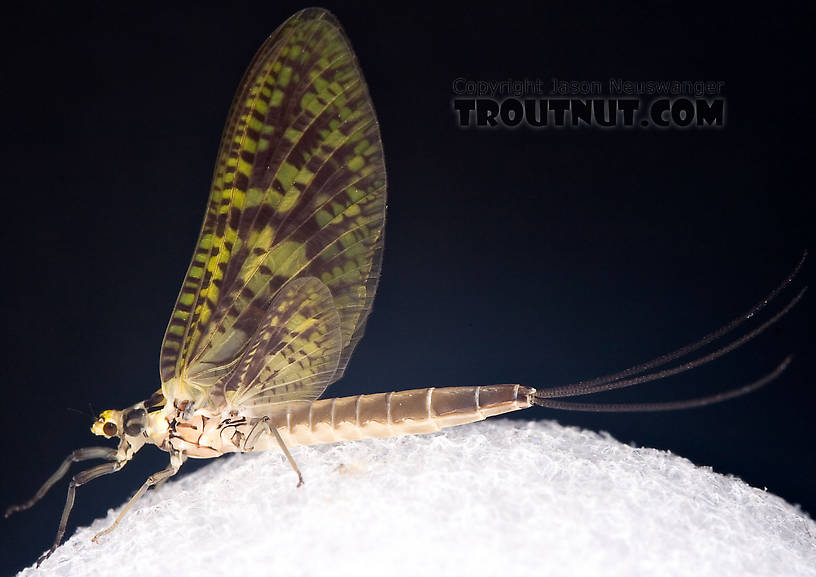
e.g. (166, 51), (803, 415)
(6, 8), (806, 566)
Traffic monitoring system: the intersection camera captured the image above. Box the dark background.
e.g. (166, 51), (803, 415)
(1, 1), (812, 573)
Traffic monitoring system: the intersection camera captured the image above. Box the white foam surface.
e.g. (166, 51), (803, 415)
(22, 420), (816, 576)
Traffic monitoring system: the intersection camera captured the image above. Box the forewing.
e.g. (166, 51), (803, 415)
(159, 8), (386, 406)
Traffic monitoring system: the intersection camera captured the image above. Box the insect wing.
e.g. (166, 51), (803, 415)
(195, 277), (343, 410)
(159, 8), (386, 408)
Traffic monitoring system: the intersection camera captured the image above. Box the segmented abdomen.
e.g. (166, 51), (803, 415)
(271, 385), (534, 447)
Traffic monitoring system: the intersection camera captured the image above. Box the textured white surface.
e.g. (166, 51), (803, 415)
(22, 420), (816, 577)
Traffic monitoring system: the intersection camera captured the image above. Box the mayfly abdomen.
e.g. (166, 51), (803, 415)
(271, 385), (535, 448)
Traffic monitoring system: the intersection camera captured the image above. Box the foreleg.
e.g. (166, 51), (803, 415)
(38, 456), (124, 566)
(5, 446), (117, 518)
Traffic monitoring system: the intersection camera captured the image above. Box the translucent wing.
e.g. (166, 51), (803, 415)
(214, 277), (343, 410)
(159, 8), (386, 409)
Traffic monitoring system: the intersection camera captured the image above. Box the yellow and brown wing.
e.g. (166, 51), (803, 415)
(159, 8), (386, 409)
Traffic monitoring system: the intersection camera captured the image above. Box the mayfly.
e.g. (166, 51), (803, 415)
(6, 8), (805, 566)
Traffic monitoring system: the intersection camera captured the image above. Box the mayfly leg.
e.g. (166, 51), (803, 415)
(39, 456), (125, 566)
(5, 446), (117, 518)
(246, 416), (304, 487)
(91, 451), (185, 544)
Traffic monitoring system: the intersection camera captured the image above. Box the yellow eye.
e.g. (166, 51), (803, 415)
(103, 422), (118, 437)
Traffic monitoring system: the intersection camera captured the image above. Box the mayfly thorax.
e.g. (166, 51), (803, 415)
(5, 8), (806, 567)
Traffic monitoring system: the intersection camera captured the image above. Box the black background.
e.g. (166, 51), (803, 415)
(1, 2), (812, 573)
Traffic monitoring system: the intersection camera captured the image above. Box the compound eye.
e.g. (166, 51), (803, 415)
(103, 421), (118, 437)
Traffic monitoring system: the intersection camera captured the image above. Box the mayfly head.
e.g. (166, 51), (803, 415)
(91, 409), (122, 439)
(91, 405), (147, 441)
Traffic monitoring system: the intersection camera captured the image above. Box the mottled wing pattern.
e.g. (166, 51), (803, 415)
(219, 277), (342, 410)
(159, 8), (386, 409)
